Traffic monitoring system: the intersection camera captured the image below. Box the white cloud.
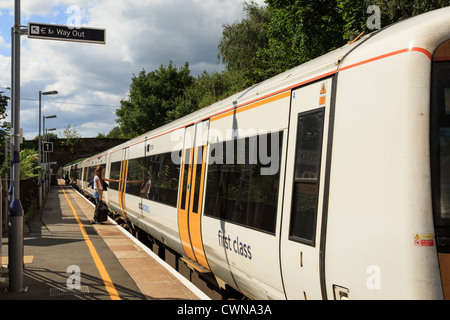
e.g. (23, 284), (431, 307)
(21, 0), (93, 20)
(0, 0), (12, 10)
(1, 0), (267, 139)
(0, 54), (10, 88)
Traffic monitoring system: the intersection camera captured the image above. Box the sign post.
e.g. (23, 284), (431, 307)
(8, 3), (106, 293)
(9, 0), (24, 293)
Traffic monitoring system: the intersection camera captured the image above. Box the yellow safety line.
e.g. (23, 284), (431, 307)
(58, 181), (121, 300)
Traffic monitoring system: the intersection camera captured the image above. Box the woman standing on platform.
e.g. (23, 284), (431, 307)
(93, 167), (103, 205)
(92, 166), (118, 224)
(93, 166), (118, 203)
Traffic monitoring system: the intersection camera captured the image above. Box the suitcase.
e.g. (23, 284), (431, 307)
(94, 201), (109, 222)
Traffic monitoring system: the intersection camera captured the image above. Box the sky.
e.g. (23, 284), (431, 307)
(0, 0), (266, 139)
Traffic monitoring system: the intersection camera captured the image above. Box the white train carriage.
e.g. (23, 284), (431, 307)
(63, 7), (450, 299)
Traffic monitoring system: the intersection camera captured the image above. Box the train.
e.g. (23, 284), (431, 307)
(63, 7), (450, 300)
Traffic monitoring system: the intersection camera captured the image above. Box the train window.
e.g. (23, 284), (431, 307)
(126, 157), (147, 196)
(109, 161), (122, 190)
(72, 165), (78, 180)
(180, 149), (191, 210)
(124, 151), (181, 207)
(289, 109), (325, 245)
(204, 131), (283, 234)
(89, 165), (97, 182)
(431, 58), (450, 252)
(192, 146), (204, 214)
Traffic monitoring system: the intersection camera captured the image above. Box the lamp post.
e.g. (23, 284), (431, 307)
(38, 91), (58, 209)
(9, 0), (23, 293)
(42, 115), (56, 199)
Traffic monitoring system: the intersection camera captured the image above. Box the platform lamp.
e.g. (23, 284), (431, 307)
(41, 114), (57, 203)
(38, 91), (58, 209)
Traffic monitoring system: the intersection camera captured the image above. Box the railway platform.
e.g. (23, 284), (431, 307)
(0, 180), (209, 301)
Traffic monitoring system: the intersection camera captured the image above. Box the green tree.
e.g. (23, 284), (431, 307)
(60, 124), (82, 154)
(97, 126), (128, 139)
(116, 61), (194, 138)
(20, 148), (39, 178)
(0, 90), (11, 176)
(264, 0), (450, 74)
(257, 0), (348, 79)
(166, 70), (248, 123)
(337, 0), (368, 40)
(35, 132), (57, 140)
(218, 1), (270, 85)
(370, 0), (450, 27)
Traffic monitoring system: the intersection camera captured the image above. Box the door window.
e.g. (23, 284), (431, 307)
(289, 109), (325, 245)
(204, 131), (283, 234)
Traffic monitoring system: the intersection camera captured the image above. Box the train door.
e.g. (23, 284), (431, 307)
(177, 121), (210, 270)
(84, 162), (89, 190)
(140, 137), (149, 219)
(431, 39), (450, 300)
(102, 155), (109, 205)
(280, 79), (332, 299)
(118, 147), (129, 219)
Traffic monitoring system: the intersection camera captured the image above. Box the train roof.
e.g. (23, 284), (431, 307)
(75, 6), (450, 165)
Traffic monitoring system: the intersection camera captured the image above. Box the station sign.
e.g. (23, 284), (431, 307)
(28, 22), (105, 44)
(43, 142), (53, 153)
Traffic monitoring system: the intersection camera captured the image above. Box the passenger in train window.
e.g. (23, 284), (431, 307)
(140, 171), (151, 199)
(127, 170), (152, 199)
(125, 152), (180, 207)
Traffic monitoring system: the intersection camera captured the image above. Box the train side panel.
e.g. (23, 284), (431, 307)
(201, 92), (290, 299)
(325, 44), (442, 299)
(140, 128), (185, 256)
(106, 147), (126, 217)
(122, 142), (143, 227)
(280, 78), (334, 300)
